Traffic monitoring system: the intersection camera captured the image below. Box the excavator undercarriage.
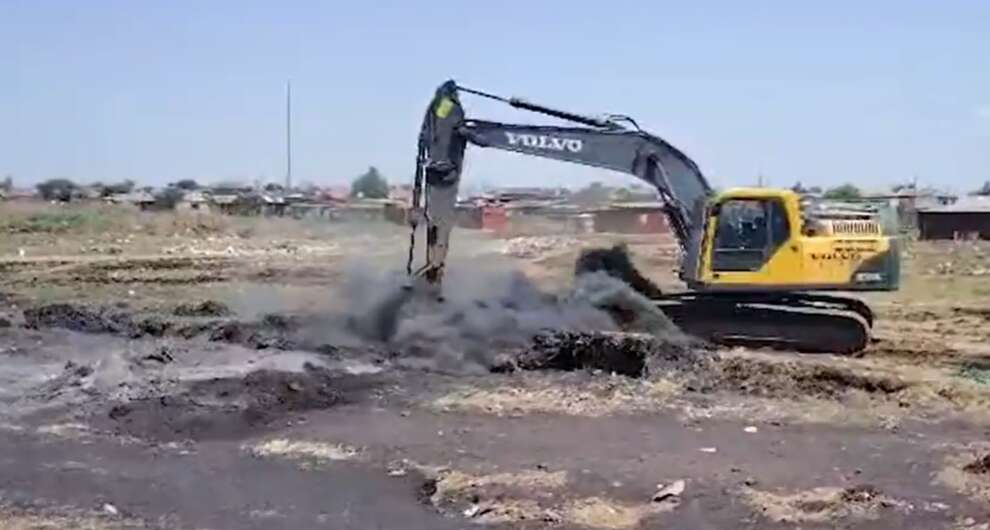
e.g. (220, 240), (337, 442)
(576, 245), (872, 354)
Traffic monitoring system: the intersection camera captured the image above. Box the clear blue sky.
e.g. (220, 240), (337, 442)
(2, 1), (988, 192)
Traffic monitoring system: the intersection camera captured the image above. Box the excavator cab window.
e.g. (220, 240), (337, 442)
(712, 199), (790, 272)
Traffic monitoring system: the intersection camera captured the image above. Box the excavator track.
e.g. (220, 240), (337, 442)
(575, 245), (873, 355)
(654, 292), (871, 355)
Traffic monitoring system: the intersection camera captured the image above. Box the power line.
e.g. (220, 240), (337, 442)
(285, 80), (292, 190)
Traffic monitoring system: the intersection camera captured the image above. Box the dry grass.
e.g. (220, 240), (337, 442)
(0, 201), (352, 261)
(463, 499), (548, 525)
(35, 422), (91, 440)
(427, 468), (568, 524)
(431, 375), (682, 417)
(426, 467), (674, 528)
(0, 202), (230, 241)
(563, 497), (674, 530)
(433, 347), (990, 429)
(246, 438), (363, 464)
(743, 485), (906, 523)
(435, 469), (569, 493)
(953, 517), (990, 530)
(0, 510), (145, 530)
(680, 392), (889, 427)
(692, 349), (990, 428)
(937, 447), (990, 505)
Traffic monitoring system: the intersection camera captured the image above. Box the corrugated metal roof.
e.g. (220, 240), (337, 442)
(109, 191), (155, 203)
(608, 201), (664, 210)
(919, 197), (990, 213)
(211, 194), (240, 205)
(181, 191), (208, 203)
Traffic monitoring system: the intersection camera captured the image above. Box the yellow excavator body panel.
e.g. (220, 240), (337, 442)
(695, 189), (900, 292)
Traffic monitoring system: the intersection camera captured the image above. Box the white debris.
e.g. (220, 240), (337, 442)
(743, 426), (758, 433)
(102, 503), (119, 515)
(653, 479), (686, 502)
(503, 236), (579, 259)
(699, 447), (718, 453)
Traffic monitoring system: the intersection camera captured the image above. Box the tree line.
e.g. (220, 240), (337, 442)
(21, 171), (990, 204)
(27, 166), (394, 203)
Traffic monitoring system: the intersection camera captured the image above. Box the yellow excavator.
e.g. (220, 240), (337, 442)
(404, 80), (900, 354)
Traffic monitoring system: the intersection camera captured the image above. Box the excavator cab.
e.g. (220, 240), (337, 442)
(696, 189), (900, 292)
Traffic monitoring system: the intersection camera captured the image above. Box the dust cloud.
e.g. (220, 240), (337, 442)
(313, 262), (682, 375)
(206, 223), (684, 374)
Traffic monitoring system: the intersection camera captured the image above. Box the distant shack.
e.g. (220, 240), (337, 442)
(918, 197), (990, 240)
(106, 191), (156, 211)
(591, 202), (669, 234)
(176, 191), (211, 213)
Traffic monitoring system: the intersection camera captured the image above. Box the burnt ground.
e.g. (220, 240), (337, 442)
(1, 215), (990, 529)
(3, 303), (990, 530)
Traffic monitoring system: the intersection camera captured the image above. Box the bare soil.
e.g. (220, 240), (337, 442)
(1, 206), (989, 529)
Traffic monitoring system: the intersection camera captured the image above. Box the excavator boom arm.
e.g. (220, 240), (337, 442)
(460, 120), (710, 245)
(408, 80), (713, 287)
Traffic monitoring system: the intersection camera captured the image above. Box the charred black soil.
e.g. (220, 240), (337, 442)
(16, 302), (922, 407)
(963, 454), (990, 475)
(22, 302), (329, 352)
(94, 365), (379, 443)
(494, 330), (714, 377)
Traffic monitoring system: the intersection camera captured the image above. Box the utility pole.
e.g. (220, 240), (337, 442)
(285, 80), (292, 190)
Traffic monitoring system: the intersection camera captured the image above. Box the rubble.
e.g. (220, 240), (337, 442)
(652, 480), (686, 502)
(97, 364), (346, 442)
(745, 484), (908, 524)
(503, 236), (579, 259)
(494, 330), (712, 378)
(22, 303), (303, 351)
(173, 300), (232, 317)
(963, 454), (990, 475)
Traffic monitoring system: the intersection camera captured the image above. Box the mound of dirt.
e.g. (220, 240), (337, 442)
(792, 485), (884, 514)
(963, 454), (990, 475)
(838, 484), (883, 504)
(99, 364), (348, 442)
(23, 303), (132, 334)
(952, 307), (990, 321)
(709, 357), (908, 399)
(205, 319), (298, 350)
(495, 331), (713, 378)
(421, 468), (567, 525)
(22, 302), (317, 351)
(173, 300), (232, 317)
(747, 484), (903, 524)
